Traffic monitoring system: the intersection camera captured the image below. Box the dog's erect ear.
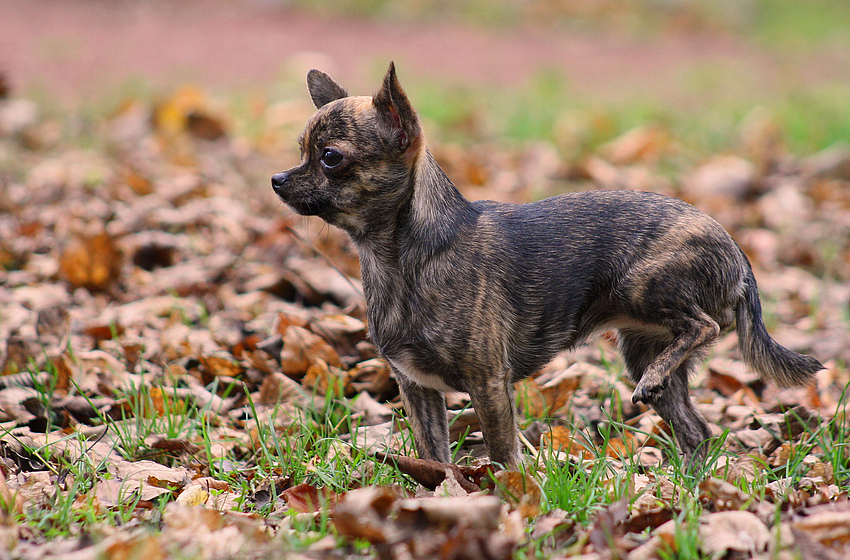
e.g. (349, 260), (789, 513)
(307, 69), (348, 109)
(373, 62), (421, 153)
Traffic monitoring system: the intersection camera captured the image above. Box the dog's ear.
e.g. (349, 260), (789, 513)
(373, 62), (421, 153)
(307, 69), (348, 109)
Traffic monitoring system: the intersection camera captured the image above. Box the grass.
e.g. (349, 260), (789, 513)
(287, 0), (850, 63)
(7, 330), (849, 557)
(408, 67), (850, 166)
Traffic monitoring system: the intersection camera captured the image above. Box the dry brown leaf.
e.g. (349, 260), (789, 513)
(530, 512), (576, 548)
(161, 502), (270, 556)
(540, 425), (593, 459)
(791, 505), (850, 557)
(280, 482), (338, 513)
(199, 352), (243, 378)
(176, 485), (209, 507)
(152, 86), (227, 141)
(434, 467), (475, 497)
(258, 371), (306, 406)
(493, 470), (543, 519)
(605, 432), (637, 459)
(59, 231), (122, 292)
(14, 471), (55, 511)
(588, 498), (630, 555)
(148, 436), (202, 455)
(517, 364), (584, 417)
(699, 477), (754, 511)
(699, 510), (770, 556)
(83, 322), (125, 343)
(626, 519), (678, 560)
(397, 495), (502, 531)
(348, 358), (396, 398)
(104, 533), (166, 560)
(302, 358), (352, 397)
(185, 110), (227, 140)
(115, 460), (191, 488)
(802, 455), (835, 484)
(94, 476), (161, 505)
(309, 314), (367, 354)
(601, 125), (667, 165)
(279, 325), (342, 377)
(0, 470), (23, 516)
(333, 486), (401, 545)
(350, 391), (394, 424)
(684, 155), (758, 201)
(286, 258), (363, 309)
(120, 166), (154, 196)
(371, 451), (485, 493)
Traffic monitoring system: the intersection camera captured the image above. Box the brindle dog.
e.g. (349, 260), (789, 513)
(272, 63), (822, 469)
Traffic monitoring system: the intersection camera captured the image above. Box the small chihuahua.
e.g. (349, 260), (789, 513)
(272, 63), (822, 469)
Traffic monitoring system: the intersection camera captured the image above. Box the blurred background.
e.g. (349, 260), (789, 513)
(3, 0), (850, 155)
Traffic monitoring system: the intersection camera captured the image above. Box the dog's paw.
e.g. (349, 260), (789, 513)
(631, 375), (670, 405)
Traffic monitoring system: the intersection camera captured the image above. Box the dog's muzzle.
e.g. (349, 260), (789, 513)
(271, 171), (290, 196)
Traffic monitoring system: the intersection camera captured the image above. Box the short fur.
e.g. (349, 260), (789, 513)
(272, 63), (823, 469)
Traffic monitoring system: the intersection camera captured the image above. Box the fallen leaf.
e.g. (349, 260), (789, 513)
(59, 231), (122, 292)
(791, 503), (850, 558)
(199, 352), (243, 378)
(332, 486), (400, 544)
(370, 451), (484, 493)
(699, 477), (754, 511)
(280, 482), (338, 513)
(540, 425), (593, 460)
(601, 125), (667, 165)
(699, 510), (770, 556)
(279, 325), (342, 378)
(302, 358), (351, 397)
(185, 110), (227, 140)
(493, 470), (543, 519)
(257, 371), (306, 406)
(348, 358), (396, 399)
(396, 495), (503, 531)
(176, 485), (209, 507)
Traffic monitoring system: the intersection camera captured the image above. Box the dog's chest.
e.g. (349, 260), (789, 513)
(370, 318), (464, 392)
(367, 307), (466, 393)
(387, 353), (459, 393)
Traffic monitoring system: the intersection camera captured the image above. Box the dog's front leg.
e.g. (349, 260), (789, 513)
(468, 374), (520, 469)
(395, 373), (451, 463)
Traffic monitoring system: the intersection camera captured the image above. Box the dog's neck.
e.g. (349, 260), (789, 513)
(405, 149), (477, 250)
(353, 148), (478, 295)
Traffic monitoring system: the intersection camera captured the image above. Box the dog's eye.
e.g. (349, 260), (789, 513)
(320, 148), (344, 169)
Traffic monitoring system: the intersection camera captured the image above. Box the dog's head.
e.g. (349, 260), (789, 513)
(272, 63), (423, 235)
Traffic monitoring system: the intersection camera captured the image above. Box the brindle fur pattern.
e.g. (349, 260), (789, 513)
(272, 63), (823, 469)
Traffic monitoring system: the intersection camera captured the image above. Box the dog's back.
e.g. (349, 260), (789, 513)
(394, 189), (745, 382)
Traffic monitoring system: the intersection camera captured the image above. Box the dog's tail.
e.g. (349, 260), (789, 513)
(735, 265), (823, 387)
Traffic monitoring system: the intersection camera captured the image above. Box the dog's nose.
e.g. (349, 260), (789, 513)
(271, 171), (290, 194)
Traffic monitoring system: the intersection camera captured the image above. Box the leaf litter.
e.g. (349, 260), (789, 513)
(1, 76), (850, 560)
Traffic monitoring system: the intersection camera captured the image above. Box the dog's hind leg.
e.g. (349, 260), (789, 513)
(630, 313), (719, 405)
(650, 356), (713, 468)
(397, 374), (451, 463)
(620, 329), (713, 467)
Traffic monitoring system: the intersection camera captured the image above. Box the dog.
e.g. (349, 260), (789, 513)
(272, 63), (823, 470)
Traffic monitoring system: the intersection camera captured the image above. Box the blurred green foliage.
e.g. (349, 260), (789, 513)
(291, 0), (850, 49)
(288, 0), (849, 156)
